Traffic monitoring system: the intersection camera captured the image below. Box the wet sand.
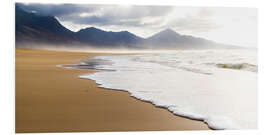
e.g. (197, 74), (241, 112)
(15, 49), (210, 133)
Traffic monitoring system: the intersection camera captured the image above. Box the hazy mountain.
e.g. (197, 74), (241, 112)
(76, 27), (143, 48)
(15, 5), (235, 50)
(142, 28), (220, 49)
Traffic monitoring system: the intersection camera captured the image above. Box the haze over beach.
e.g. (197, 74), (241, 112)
(15, 3), (257, 132)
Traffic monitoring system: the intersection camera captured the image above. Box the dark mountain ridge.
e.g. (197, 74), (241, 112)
(16, 6), (78, 45)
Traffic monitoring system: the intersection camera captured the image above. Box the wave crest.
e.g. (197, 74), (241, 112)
(216, 63), (257, 73)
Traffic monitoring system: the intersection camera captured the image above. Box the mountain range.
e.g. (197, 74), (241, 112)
(15, 5), (233, 50)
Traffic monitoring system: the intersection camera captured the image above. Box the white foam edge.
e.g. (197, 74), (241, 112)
(79, 73), (242, 130)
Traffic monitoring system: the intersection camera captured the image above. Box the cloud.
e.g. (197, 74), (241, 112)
(17, 3), (219, 32)
(166, 8), (220, 33)
(17, 3), (173, 27)
(17, 3), (97, 17)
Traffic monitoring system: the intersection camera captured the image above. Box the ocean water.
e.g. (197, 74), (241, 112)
(75, 49), (257, 130)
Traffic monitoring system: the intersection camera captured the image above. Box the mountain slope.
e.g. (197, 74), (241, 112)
(15, 5), (78, 47)
(15, 5), (144, 48)
(143, 28), (218, 49)
(76, 27), (143, 48)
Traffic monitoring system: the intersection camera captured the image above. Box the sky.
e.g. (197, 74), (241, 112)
(18, 3), (257, 47)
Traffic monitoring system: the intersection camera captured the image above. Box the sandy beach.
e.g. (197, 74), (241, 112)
(15, 49), (209, 133)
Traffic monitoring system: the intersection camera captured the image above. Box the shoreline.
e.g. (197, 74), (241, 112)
(79, 73), (214, 129)
(16, 48), (210, 133)
(82, 80), (214, 130)
(79, 74), (213, 130)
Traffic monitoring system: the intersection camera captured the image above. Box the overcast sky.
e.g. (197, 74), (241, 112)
(18, 3), (257, 47)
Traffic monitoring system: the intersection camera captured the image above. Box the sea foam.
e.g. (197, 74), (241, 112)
(77, 49), (257, 130)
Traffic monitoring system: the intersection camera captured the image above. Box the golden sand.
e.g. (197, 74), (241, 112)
(15, 49), (209, 133)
